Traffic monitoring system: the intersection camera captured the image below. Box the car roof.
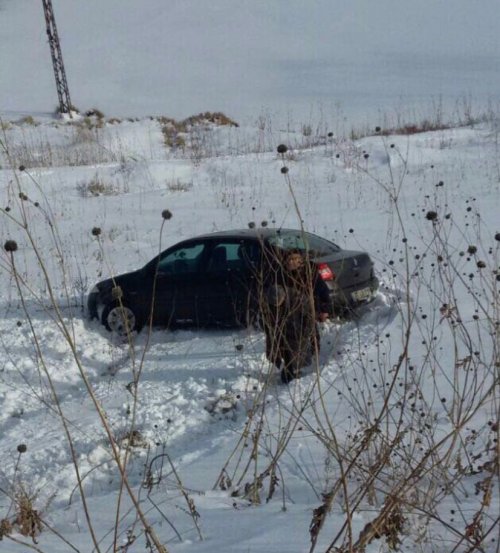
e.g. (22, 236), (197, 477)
(188, 228), (305, 241)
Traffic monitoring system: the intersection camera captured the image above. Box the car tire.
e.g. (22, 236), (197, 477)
(102, 302), (142, 335)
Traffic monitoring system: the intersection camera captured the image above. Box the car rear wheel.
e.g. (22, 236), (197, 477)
(102, 303), (142, 335)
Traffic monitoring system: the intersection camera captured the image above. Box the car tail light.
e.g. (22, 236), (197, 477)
(318, 263), (335, 281)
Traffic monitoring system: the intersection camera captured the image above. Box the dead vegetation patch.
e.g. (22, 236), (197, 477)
(0, 488), (44, 542)
(375, 121), (452, 136)
(158, 111), (238, 151)
(116, 429), (149, 450)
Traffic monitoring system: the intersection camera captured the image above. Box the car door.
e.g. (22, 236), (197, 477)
(197, 239), (260, 325)
(150, 241), (207, 326)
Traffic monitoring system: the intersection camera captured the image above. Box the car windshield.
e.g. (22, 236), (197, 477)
(267, 230), (340, 256)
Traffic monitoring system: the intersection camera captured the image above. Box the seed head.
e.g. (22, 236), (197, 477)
(4, 240), (18, 252)
(91, 227), (101, 237)
(111, 286), (123, 300)
(276, 144), (288, 154)
(467, 245), (477, 255)
(17, 443), (27, 454)
(162, 209), (173, 220)
(18, 165), (26, 172)
(495, 232), (500, 241)
(425, 211), (438, 221)
(280, 166), (289, 174)
(248, 221), (255, 229)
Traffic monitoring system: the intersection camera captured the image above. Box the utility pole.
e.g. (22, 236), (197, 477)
(41, 0), (73, 116)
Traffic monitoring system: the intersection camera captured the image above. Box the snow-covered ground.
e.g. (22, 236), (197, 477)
(1, 1), (499, 551)
(0, 114), (498, 552)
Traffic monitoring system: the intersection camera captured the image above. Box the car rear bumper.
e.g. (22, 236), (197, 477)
(328, 275), (379, 312)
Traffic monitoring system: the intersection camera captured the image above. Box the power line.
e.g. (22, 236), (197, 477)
(41, 0), (73, 116)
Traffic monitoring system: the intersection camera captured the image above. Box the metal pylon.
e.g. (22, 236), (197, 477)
(41, 0), (73, 115)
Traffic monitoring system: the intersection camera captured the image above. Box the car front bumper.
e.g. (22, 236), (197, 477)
(87, 290), (100, 320)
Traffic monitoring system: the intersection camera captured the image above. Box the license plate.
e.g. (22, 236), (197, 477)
(352, 287), (372, 302)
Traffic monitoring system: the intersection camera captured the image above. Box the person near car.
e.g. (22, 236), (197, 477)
(263, 249), (330, 383)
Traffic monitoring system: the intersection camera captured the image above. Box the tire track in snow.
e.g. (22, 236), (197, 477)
(0, 284), (402, 503)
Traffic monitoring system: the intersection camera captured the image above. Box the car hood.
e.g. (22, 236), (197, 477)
(93, 268), (144, 293)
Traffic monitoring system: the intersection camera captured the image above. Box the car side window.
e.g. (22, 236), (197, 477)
(206, 241), (259, 273)
(237, 241), (261, 269)
(157, 243), (205, 275)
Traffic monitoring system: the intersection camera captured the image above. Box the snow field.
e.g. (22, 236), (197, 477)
(0, 117), (498, 552)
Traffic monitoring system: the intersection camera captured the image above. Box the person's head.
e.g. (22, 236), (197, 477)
(285, 249), (304, 271)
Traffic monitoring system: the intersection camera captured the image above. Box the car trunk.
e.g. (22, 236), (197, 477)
(315, 250), (374, 288)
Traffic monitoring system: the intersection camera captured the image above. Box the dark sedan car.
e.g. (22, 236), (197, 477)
(88, 228), (379, 334)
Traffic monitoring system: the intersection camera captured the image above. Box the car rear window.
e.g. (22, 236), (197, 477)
(267, 230), (340, 255)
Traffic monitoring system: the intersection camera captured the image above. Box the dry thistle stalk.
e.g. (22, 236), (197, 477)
(350, 497), (406, 552)
(14, 493), (42, 542)
(0, 518), (13, 539)
(309, 490), (334, 545)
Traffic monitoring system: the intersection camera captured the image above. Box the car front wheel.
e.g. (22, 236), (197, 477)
(102, 303), (142, 335)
